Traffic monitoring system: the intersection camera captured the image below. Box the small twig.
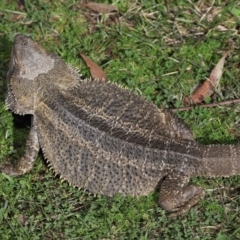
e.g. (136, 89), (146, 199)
(0, 8), (27, 15)
(199, 0), (215, 23)
(162, 71), (178, 77)
(170, 98), (240, 112)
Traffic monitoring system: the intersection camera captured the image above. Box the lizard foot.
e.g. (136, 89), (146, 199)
(0, 163), (24, 177)
(159, 173), (205, 217)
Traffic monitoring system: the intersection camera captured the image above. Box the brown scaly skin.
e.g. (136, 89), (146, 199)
(1, 34), (240, 217)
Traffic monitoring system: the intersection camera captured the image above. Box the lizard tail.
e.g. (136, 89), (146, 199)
(197, 144), (240, 177)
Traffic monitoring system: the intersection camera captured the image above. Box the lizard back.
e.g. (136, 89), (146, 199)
(35, 80), (200, 196)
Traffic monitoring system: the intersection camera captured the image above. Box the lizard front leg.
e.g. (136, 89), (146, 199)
(0, 123), (39, 177)
(159, 172), (205, 217)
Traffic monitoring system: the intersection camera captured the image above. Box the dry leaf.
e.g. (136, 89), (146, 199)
(84, 3), (118, 14)
(80, 53), (107, 81)
(184, 51), (229, 106)
(18, 214), (29, 225)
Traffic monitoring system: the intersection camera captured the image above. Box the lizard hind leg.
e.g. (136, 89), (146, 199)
(159, 172), (205, 217)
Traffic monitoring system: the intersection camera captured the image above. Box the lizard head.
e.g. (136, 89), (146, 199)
(6, 34), (81, 115)
(6, 34), (56, 114)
